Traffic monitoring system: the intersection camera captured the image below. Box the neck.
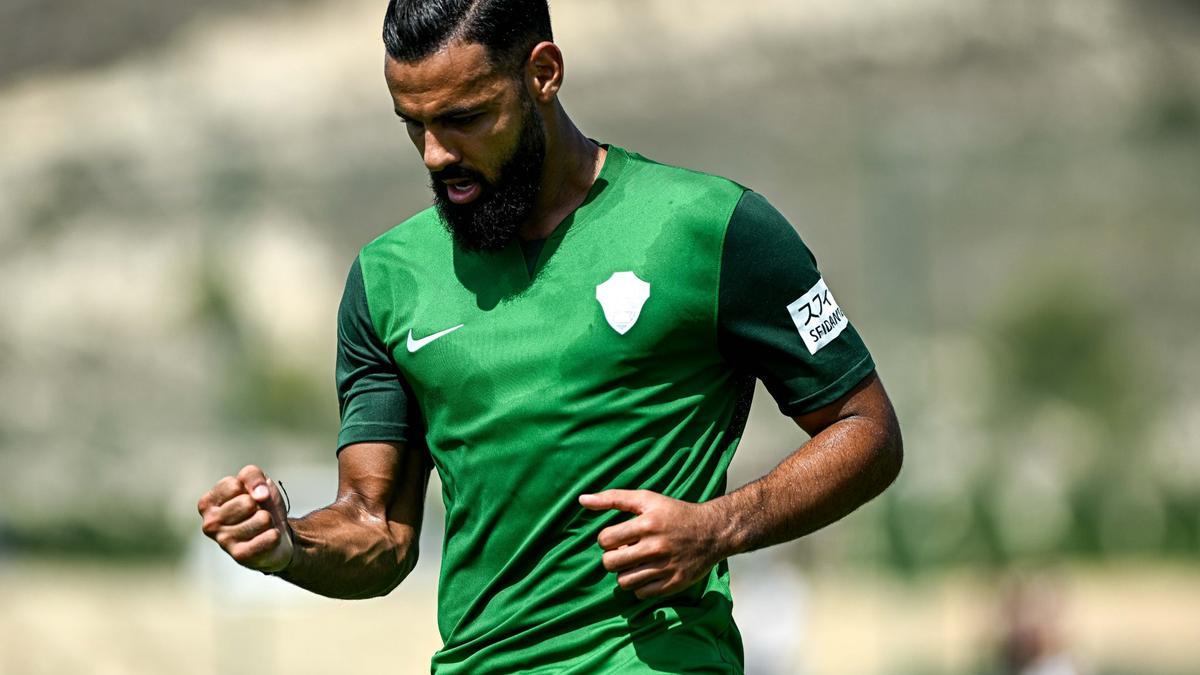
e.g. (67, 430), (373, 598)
(520, 103), (606, 240)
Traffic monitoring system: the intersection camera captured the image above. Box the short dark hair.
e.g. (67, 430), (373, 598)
(382, 0), (553, 74)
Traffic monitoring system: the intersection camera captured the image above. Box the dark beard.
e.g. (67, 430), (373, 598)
(431, 100), (546, 252)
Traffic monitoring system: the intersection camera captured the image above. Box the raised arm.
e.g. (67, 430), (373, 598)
(281, 441), (430, 598)
(197, 440), (431, 599)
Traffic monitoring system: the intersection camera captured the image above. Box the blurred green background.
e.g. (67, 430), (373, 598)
(1, 1), (1197, 674)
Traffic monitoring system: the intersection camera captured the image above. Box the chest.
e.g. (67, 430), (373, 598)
(416, 241), (708, 391)
(377, 213), (726, 449)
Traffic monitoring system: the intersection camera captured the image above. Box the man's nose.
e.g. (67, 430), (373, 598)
(422, 129), (460, 172)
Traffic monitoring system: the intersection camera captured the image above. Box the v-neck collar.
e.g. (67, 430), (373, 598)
(516, 142), (628, 279)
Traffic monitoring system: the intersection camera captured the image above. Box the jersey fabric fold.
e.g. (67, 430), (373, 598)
(334, 144), (874, 673)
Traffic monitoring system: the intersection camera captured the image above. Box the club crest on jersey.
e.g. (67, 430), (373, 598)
(596, 271), (650, 335)
(787, 278), (848, 355)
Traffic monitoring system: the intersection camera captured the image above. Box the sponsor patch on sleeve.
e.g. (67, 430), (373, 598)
(787, 278), (848, 355)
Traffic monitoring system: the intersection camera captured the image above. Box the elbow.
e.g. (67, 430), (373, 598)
(874, 418), (903, 495)
(367, 537), (420, 598)
(389, 542), (421, 593)
(856, 405), (902, 502)
(340, 530), (419, 600)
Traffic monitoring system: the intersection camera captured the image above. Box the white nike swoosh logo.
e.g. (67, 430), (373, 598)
(406, 324), (464, 353)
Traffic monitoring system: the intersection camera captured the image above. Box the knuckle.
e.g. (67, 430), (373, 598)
(230, 494), (254, 513)
(201, 518), (220, 537)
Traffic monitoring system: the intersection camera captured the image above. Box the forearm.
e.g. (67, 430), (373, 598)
(710, 412), (902, 557)
(276, 498), (418, 599)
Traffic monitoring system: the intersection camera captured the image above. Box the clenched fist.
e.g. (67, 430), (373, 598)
(197, 464), (294, 574)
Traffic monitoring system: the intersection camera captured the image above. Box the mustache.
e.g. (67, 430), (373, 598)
(430, 165), (485, 184)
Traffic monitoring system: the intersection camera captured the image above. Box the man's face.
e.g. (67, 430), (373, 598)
(385, 41), (545, 251)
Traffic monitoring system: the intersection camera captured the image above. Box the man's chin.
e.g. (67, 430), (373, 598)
(435, 199), (521, 252)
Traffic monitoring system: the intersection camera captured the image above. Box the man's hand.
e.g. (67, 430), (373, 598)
(579, 490), (727, 600)
(197, 464), (294, 574)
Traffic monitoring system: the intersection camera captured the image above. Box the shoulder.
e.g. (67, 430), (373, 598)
(617, 145), (747, 208)
(612, 148), (809, 255)
(606, 146), (748, 252)
(725, 190), (814, 258)
(353, 206), (449, 316)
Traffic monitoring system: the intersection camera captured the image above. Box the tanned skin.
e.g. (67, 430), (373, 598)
(196, 37), (903, 600)
(197, 443), (429, 598)
(385, 39), (604, 240)
(579, 372), (901, 598)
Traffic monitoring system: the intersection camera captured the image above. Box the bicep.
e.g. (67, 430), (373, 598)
(790, 370), (898, 438)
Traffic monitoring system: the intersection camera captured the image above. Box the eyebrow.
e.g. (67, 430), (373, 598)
(394, 104), (486, 123)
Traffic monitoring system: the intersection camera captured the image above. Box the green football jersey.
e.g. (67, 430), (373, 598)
(335, 144), (875, 673)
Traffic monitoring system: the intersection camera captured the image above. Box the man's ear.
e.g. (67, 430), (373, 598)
(526, 41), (564, 104)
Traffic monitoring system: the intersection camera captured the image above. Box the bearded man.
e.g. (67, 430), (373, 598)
(196, 1), (903, 672)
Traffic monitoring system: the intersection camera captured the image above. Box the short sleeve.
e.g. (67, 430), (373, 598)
(335, 256), (414, 452)
(717, 191), (876, 416)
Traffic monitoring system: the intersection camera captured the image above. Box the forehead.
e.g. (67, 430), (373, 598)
(384, 40), (512, 116)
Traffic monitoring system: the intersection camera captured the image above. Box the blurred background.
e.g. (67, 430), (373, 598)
(1, 0), (1197, 673)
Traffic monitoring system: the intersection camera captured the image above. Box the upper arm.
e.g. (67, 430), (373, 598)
(717, 190), (877, 416)
(335, 257), (430, 536)
(336, 255), (418, 452)
(791, 371), (900, 442)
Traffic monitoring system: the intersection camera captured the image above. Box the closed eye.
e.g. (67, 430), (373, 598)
(395, 110), (423, 128)
(446, 113), (483, 128)
(394, 108), (485, 130)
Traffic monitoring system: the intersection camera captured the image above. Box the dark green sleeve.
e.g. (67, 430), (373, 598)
(717, 190), (876, 416)
(335, 256), (413, 452)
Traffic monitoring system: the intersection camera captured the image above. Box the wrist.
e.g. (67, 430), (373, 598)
(701, 496), (747, 560)
(264, 519), (297, 577)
